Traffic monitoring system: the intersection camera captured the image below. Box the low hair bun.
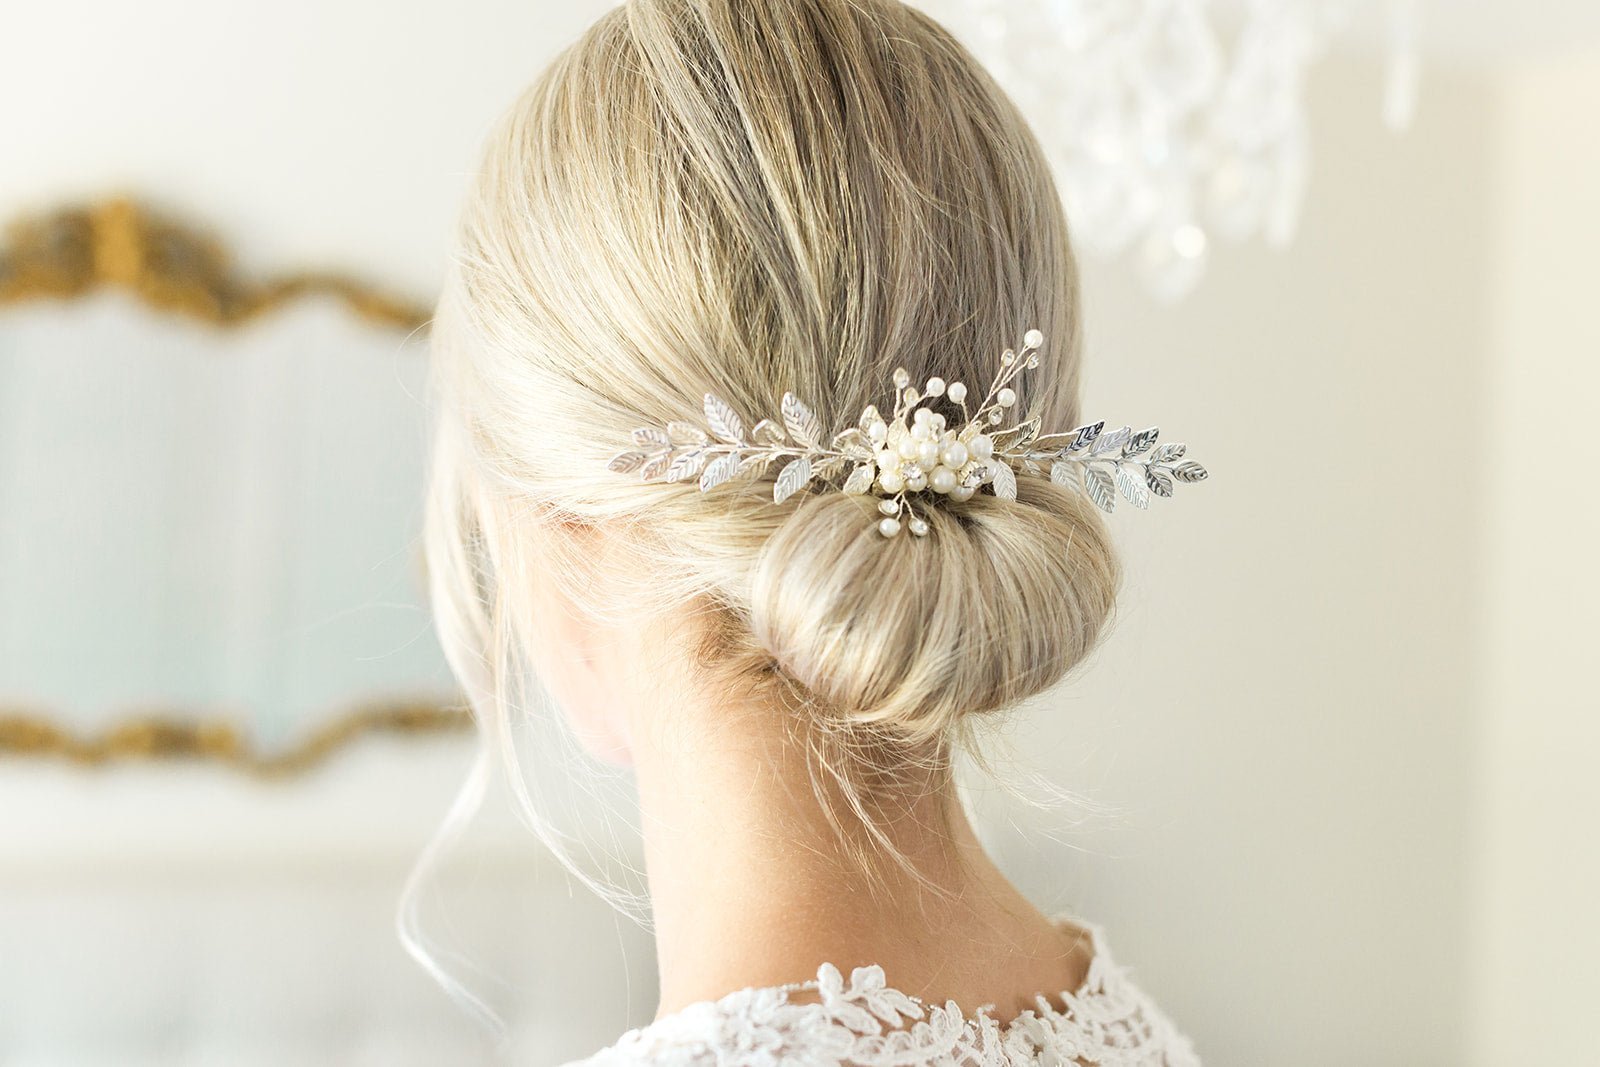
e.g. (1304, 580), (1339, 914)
(748, 479), (1122, 743)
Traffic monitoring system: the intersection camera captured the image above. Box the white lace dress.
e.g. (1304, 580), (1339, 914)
(563, 919), (1199, 1066)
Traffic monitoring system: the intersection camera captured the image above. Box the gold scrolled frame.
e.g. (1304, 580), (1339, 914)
(0, 699), (470, 778)
(0, 197), (430, 330)
(0, 197), (471, 774)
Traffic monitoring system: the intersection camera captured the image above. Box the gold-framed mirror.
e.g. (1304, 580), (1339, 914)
(0, 199), (466, 774)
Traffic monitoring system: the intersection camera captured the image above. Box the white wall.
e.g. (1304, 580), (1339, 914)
(1474, 44), (1600, 1066)
(986, 58), (1493, 1065)
(0, 0), (600, 298)
(1, 3), (1596, 1065)
(0, 742), (658, 1066)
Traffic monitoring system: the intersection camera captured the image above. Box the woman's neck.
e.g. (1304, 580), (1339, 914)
(628, 678), (1091, 1022)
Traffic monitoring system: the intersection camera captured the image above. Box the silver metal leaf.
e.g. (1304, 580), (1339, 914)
(699, 452), (741, 492)
(640, 452), (671, 481)
(738, 453), (777, 476)
(751, 418), (786, 445)
(667, 421), (710, 446)
(632, 427), (670, 448)
(989, 425), (1020, 453)
(1082, 466), (1116, 512)
(608, 451), (648, 474)
(992, 415), (1041, 454)
(991, 461), (1018, 501)
(831, 427), (873, 460)
(1091, 425), (1132, 457)
(1030, 432), (1080, 455)
(1115, 463), (1151, 509)
(813, 454), (849, 481)
(665, 449), (707, 483)
(1172, 461), (1208, 483)
(703, 394), (746, 444)
(1050, 460), (1076, 487)
(843, 463), (875, 495)
(773, 456), (812, 503)
(1146, 467), (1174, 497)
(1150, 442), (1186, 463)
(1068, 421), (1105, 452)
(781, 393), (824, 448)
(1126, 426), (1160, 456)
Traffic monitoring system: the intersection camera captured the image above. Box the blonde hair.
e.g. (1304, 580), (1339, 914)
(420, 0), (1121, 923)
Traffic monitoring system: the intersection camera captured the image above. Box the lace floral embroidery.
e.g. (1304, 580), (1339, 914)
(567, 922), (1200, 1066)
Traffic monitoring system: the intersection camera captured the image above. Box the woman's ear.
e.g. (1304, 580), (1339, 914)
(518, 520), (636, 766)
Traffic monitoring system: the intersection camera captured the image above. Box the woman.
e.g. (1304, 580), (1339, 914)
(422, 0), (1204, 1062)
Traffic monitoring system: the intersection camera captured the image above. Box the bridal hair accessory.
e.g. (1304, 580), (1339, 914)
(608, 329), (1208, 537)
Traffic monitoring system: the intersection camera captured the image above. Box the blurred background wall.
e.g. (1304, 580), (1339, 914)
(1475, 45), (1600, 1066)
(0, 2), (1596, 1065)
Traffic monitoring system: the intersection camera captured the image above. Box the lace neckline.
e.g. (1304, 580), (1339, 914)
(753, 916), (1105, 1018)
(569, 916), (1200, 1066)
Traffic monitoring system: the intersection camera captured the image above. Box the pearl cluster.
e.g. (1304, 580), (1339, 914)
(867, 328), (1043, 537)
(865, 392), (995, 537)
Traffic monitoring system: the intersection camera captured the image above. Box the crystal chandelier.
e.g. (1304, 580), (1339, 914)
(921, 0), (1421, 299)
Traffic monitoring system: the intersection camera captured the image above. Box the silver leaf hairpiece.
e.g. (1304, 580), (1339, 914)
(608, 329), (1209, 537)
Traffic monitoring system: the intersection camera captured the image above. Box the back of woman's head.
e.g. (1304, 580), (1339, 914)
(428, 0), (1121, 791)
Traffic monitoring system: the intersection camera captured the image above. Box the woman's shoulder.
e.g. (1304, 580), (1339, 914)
(560, 917), (1200, 1066)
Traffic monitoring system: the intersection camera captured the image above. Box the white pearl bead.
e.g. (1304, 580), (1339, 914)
(867, 420), (888, 443)
(947, 381), (967, 403)
(909, 517), (930, 537)
(897, 436), (920, 459)
(929, 466), (957, 494)
(941, 441), (968, 467)
(878, 498), (899, 516)
(878, 470), (905, 494)
(969, 433), (993, 459)
(913, 407), (932, 424)
(1023, 328), (1044, 349)
(878, 517), (901, 538)
(950, 485), (975, 502)
(916, 441), (940, 468)
(910, 421), (931, 441)
(876, 448), (897, 471)
(925, 376), (946, 397)
(997, 387), (1017, 408)
(930, 413), (946, 432)
(905, 470), (928, 492)
(892, 367), (910, 388)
